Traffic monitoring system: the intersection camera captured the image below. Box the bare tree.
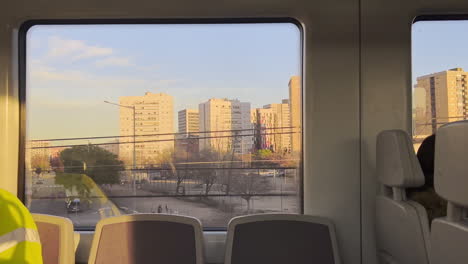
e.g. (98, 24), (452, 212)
(197, 168), (217, 196)
(196, 148), (220, 196)
(231, 171), (270, 212)
(224, 131), (240, 195)
(173, 135), (198, 195)
(156, 149), (185, 194)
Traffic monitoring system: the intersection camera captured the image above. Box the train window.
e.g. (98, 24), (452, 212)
(22, 21), (303, 230)
(412, 19), (468, 151)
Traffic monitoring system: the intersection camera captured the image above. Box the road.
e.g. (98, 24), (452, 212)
(103, 183), (299, 228)
(29, 172), (121, 228)
(27, 171), (300, 228)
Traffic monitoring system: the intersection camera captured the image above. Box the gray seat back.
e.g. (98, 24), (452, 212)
(431, 121), (468, 264)
(224, 214), (341, 264)
(376, 130), (431, 264)
(88, 214), (204, 264)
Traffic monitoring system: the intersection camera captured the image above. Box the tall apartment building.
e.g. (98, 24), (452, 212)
(176, 109), (200, 160)
(199, 98), (253, 154)
(251, 99), (291, 153)
(289, 76), (302, 153)
(415, 68), (468, 134)
(119, 92), (174, 166)
(178, 109), (199, 135)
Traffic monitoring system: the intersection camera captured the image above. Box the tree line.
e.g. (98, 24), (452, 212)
(41, 144), (298, 211)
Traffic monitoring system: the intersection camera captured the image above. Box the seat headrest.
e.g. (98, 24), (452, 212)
(377, 130), (425, 188)
(435, 121), (468, 207)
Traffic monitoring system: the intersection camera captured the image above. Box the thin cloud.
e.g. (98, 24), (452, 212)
(30, 96), (103, 109)
(94, 57), (135, 67)
(29, 64), (180, 96)
(47, 36), (113, 61)
(137, 64), (160, 72)
(30, 66), (85, 82)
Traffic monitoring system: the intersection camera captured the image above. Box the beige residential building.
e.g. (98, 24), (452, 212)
(26, 140), (51, 171)
(415, 68), (468, 135)
(251, 99), (291, 153)
(199, 98), (253, 154)
(289, 76), (302, 153)
(119, 92), (174, 166)
(178, 109), (199, 135)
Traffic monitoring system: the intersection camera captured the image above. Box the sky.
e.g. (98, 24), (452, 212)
(412, 20), (468, 85)
(26, 23), (301, 140)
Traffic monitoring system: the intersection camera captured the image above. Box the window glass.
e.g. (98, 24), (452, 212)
(412, 20), (468, 151)
(24, 22), (302, 229)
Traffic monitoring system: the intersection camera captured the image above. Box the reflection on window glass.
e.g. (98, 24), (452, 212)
(25, 23), (302, 229)
(412, 21), (468, 152)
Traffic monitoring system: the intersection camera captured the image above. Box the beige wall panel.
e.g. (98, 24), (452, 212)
(303, 4), (360, 264)
(0, 21), (20, 194)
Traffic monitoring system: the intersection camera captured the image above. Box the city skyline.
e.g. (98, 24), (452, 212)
(413, 68), (468, 139)
(112, 78), (299, 165)
(27, 87), (298, 141)
(26, 74), (302, 168)
(26, 23), (301, 140)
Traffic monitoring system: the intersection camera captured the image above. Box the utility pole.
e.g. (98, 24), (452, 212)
(104, 101), (137, 198)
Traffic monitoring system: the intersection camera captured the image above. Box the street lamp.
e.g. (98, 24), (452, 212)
(104, 100), (137, 196)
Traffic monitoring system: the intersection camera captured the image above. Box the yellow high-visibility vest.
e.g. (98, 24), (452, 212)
(0, 189), (43, 264)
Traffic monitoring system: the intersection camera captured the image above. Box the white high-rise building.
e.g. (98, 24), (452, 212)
(199, 98), (253, 154)
(119, 92), (174, 166)
(232, 100), (254, 155)
(178, 109), (199, 135)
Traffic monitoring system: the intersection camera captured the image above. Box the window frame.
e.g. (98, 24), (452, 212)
(412, 15), (468, 145)
(414, 14), (468, 23)
(18, 18), (305, 231)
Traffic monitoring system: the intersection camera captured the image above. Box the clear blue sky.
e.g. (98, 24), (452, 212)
(27, 23), (301, 140)
(412, 20), (468, 84)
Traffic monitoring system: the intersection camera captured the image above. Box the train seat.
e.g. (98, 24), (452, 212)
(87, 214), (204, 264)
(224, 214), (341, 264)
(430, 121), (468, 264)
(375, 130), (431, 264)
(32, 213), (78, 264)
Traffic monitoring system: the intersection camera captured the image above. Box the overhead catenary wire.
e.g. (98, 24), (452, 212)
(413, 115), (468, 141)
(29, 130), (300, 149)
(53, 162), (300, 170)
(29, 126), (299, 142)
